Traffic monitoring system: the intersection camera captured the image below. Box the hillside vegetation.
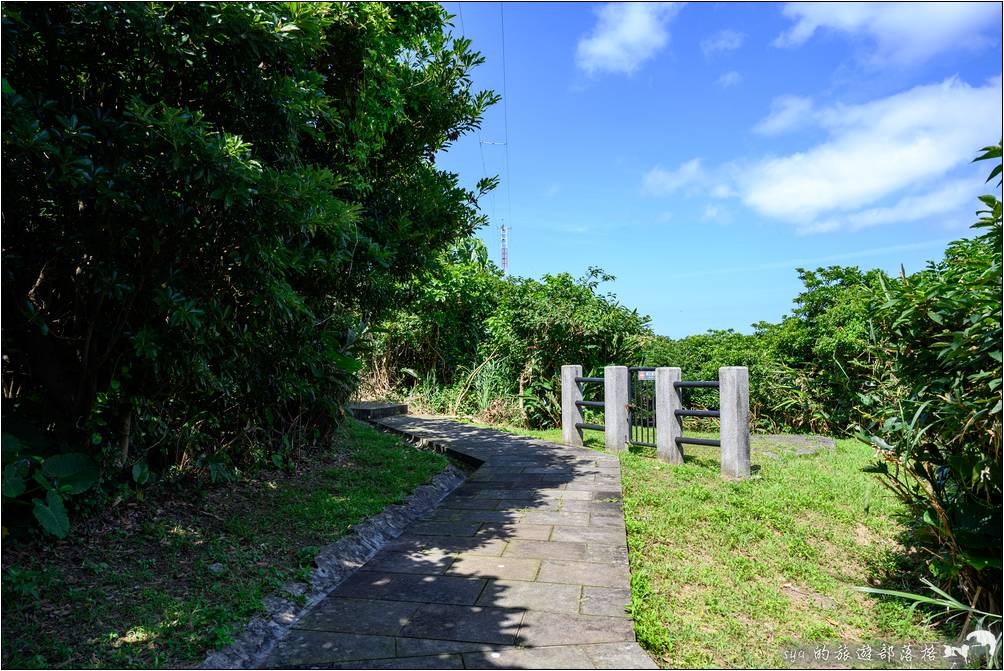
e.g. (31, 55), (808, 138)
(368, 146), (1002, 613)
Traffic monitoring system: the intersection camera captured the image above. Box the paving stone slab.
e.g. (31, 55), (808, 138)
(408, 521), (483, 537)
(398, 604), (524, 645)
(335, 571), (487, 605)
(439, 497), (502, 510)
(589, 513), (627, 529)
(515, 611), (636, 647)
(539, 488), (593, 501)
(520, 467), (580, 475)
(550, 526), (627, 545)
(293, 597), (420, 635)
(560, 499), (625, 513)
(494, 499), (560, 512)
(394, 638), (502, 657)
(447, 555), (541, 581)
(584, 543), (629, 565)
(385, 535), (508, 557)
(473, 488), (540, 499)
(502, 539), (588, 561)
(536, 559), (629, 587)
(476, 579), (582, 614)
(580, 586), (632, 618)
(427, 510), (524, 525)
(266, 631), (397, 667)
(522, 511), (591, 527)
(365, 550), (456, 576)
(581, 642), (660, 669)
(464, 645), (595, 669)
(477, 523), (554, 540)
(328, 653), (464, 669)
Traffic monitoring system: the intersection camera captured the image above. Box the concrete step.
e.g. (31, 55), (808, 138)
(349, 402), (408, 420)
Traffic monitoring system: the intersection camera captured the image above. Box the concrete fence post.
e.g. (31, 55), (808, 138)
(719, 366), (751, 479)
(561, 365), (584, 447)
(604, 365), (629, 452)
(655, 367), (684, 464)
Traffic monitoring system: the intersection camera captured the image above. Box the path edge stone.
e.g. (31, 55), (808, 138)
(200, 455), (468, 669)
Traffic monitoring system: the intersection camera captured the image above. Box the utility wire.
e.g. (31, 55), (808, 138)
(459, 2), (498, 226)
(499, 1), (514, 269)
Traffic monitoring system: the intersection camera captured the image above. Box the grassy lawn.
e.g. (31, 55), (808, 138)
(1, 419), (447, 669)
(480, 423), (935, 667)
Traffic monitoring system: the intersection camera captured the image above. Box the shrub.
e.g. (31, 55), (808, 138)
(856, 142), (1002, 613)
(1, 2), (495, 534)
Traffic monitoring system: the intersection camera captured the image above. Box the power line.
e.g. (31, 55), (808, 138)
(459, 3), (499, 240)
(499, 1), (514, 276)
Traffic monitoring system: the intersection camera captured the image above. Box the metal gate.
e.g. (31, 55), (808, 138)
(628, 366), (656, 447)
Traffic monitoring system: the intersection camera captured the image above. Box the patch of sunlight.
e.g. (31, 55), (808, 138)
(114, 625), (158, 647)
(168, 524), (199, 538)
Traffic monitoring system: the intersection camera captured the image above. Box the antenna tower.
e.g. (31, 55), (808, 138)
(499, 221), (509, 277)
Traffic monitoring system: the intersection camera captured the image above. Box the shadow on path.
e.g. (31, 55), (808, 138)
(260, 416), (656, 669)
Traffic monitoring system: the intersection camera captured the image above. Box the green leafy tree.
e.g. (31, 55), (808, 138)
(366, 263), (651, 427)
(1, 2), (496, 534)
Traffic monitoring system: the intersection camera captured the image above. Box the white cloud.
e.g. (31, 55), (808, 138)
(664, 239), (954, 279)
(642, 158), (705, 195)
(753, 95), (813, 135)
(576, 3), (681, 75)
(739, 77), (1002, 231)
(717, 71), (742, 88)
(804, 179), (978, 234)
(711, 184), (736, 199)
(774, 2), (1001, 66)
(701, 29), (745, 56)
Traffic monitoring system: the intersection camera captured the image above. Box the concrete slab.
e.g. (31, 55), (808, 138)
(365, 550), (456, 576)
(476, 579), (581, 614)
(394, 638), (500, 657)
(329, 653), (464, 669)
(477, 523), (554, 540)
(447, 555), (541, 581)
(516, 611), (636, 647)
(536, 560), (629, 588)
(582, 642), (660, 669)
(293, 597), (420, 635)
(265, 631), (396, 666)
(384, 535), (508, 557)
(398, 604), (524, 645)
(522, 511), (591, 527)
(502, 539), (588, 561)
(335, 571), (487, 605)
(550, 526), (626, 545)
(580, 586), (632, 618)
(464, 645), (594, 669)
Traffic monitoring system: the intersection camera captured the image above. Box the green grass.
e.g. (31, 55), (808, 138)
(1, 419), (447, 669)
(479, 423), (935, 667)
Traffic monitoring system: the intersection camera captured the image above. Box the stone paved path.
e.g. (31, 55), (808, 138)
(262, 416), (656, 669)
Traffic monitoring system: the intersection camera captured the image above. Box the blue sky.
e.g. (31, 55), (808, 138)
(435, 2), (1003, 338)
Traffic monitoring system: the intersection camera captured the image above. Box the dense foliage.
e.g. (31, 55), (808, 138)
(1, 2), (496, 536)
(641, 266), (888, 433)
(367, 251), (650, 427)
(856, 144), (1002, 613)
